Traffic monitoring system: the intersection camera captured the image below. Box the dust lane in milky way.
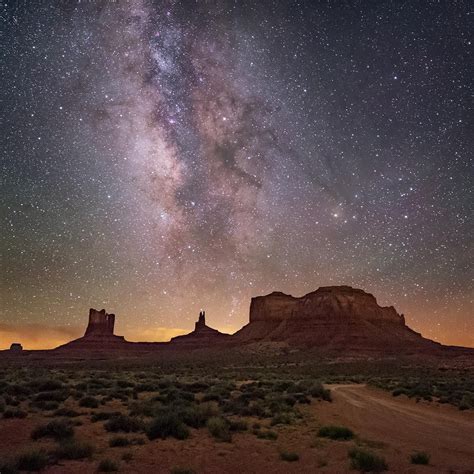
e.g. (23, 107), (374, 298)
(1, 1), (472, 348)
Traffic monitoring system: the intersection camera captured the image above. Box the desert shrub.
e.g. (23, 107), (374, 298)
(35, 390), (69, 402)
(91, 411), (121, 422)
(15, 449), (49, 471)
(109, 435), (131, 447)
(0, 398), (5, 413)
(53, 407), (81, 417)
(459, 394), (473, 410)
(280, 451), (299, 462)
(4, 384), (31, 396)
(104, 414), (143, 433)
(135, 382), (158, 392)
(392, 388), (408, 397)
(228, 419), (247, 432)
(3, 408), (27, 419)
(116, 379), (135, 388)
(35, 379), (64, 392)
(181, 403), (220, 428)
(98, 459), (119, 472)
(31, 419), (74, 441)
(349, 447), (387, 472)
(55, 440), (94, 460)
(30, 400), (60, 410)
(146, 413), (190, 440)
(255, 429), (278, 440)
(207, 417), (231, 442)
(79, 396), (99, 408)
(318, 425), (354, 440)
(410, 451), (430, 465)
(270, 412), (293, 426)
(309, 382), (332, 401)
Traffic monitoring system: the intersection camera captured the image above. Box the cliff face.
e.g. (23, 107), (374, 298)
(234, 286), (436, 353)
(84, 309), (116, 337)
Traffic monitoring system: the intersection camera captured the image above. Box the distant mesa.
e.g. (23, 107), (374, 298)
(11, 286), (473, 357)
(9, 343), (23, 352)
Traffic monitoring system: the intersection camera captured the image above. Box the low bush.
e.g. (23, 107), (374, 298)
(15, 449), (49, 471)
(53, 407), (81, 417)
(255, 429), (278, 440)
(98, 459), (119, 472)
(280, 451), (299, 462)
(55, 439), (94, 460)
(91, 411), (121, 422)
(309, 382), (332, 401)
(410, 451), (430, 465)
(3, 408), (27, 419)
(146, 413), (190, 440)
(318, 425), (354, 440)
(31, 419), (74, 441)
(104, 414), (143, 433)
(207, 417), (231, 442)
(108, 435), (144, 447)
(349, 447), (387, 472)
(79, 396), (99, 408)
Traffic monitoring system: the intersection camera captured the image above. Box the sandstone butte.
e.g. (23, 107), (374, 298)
(4, 286), (473, 357)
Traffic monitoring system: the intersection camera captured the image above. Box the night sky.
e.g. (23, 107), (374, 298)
(1, 0), (472, 349)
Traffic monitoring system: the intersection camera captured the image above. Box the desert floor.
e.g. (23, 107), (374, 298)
(1, 383), (473, 473)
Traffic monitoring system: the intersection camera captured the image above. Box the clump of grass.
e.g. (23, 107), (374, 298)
(104, 414), (143, 433)
(3, 408), (27, 419)
(146, 413), (190, 440)
(79, 396), (99, 408)
(349, 447), (387, 472)
(270, 412), (293, 426)
(280, 451), (299, 462)
(206, 416), (232, 442)
(110, 435), (130, 447)
(410, 451), (430, 465)
(318, 425), (354, 440)
(255, 429), (278, 440)
(53, 407), (81, 417)
(31, 419), (74, 441)
(15, 449), (49, 471)
(98, 459), (119, 472)
(54, 439), (94, 460)
(309, 382), (332, 401)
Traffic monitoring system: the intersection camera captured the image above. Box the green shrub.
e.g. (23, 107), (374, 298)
(309, 382), (332, 401)
(55, 440), (94, 460)
(255, 429), (278, 440)
(79, 396), (99, 408)
(410, 451), (430, 465)
(349, 447), (387, 472)
(15, 449), (49, 471)
(31, 419), (74, 441)
(91, 411), (121, 422)
(146, 413), (190, 440)
(3, 408), (27, 419)
(280, 451), (299, 462)
(104, 414), (143, 433)
(181, 403), (220, 428)
(270, 412), (293, 426)
(53, 407), (81, 417)
(109, 435), (131, 447)
(207, 417), (231, 442)
(98, 459), (119, 472)
(318, 425), (354, 440)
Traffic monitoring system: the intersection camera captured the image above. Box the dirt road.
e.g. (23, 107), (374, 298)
(315, 384), (474, 472)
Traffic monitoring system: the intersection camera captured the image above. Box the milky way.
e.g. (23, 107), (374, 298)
(1, 1), (472, 348)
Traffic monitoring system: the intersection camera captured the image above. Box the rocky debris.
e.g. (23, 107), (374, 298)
(9, 343), (23, 351)
(170, 310), (230, 346)
(233, 286), (439, 353)
(84, 308), (115, 336)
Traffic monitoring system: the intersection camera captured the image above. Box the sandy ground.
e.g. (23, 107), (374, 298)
(1, 384), (473, 473)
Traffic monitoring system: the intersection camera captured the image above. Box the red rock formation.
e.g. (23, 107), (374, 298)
(234, 286), (439, 353)
(84, 309), (115, 336)
(171, 310), (230, 347)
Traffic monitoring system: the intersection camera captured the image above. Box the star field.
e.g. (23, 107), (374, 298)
(1, 0), (472, 348)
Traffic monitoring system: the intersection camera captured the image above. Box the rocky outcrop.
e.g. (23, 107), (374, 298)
(170, 311), (230, 347)
(84, 309), (115, 336)
(9, 343), (23, 352)
(234, 286), (439, 353)
(56, 308), (127, 352)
